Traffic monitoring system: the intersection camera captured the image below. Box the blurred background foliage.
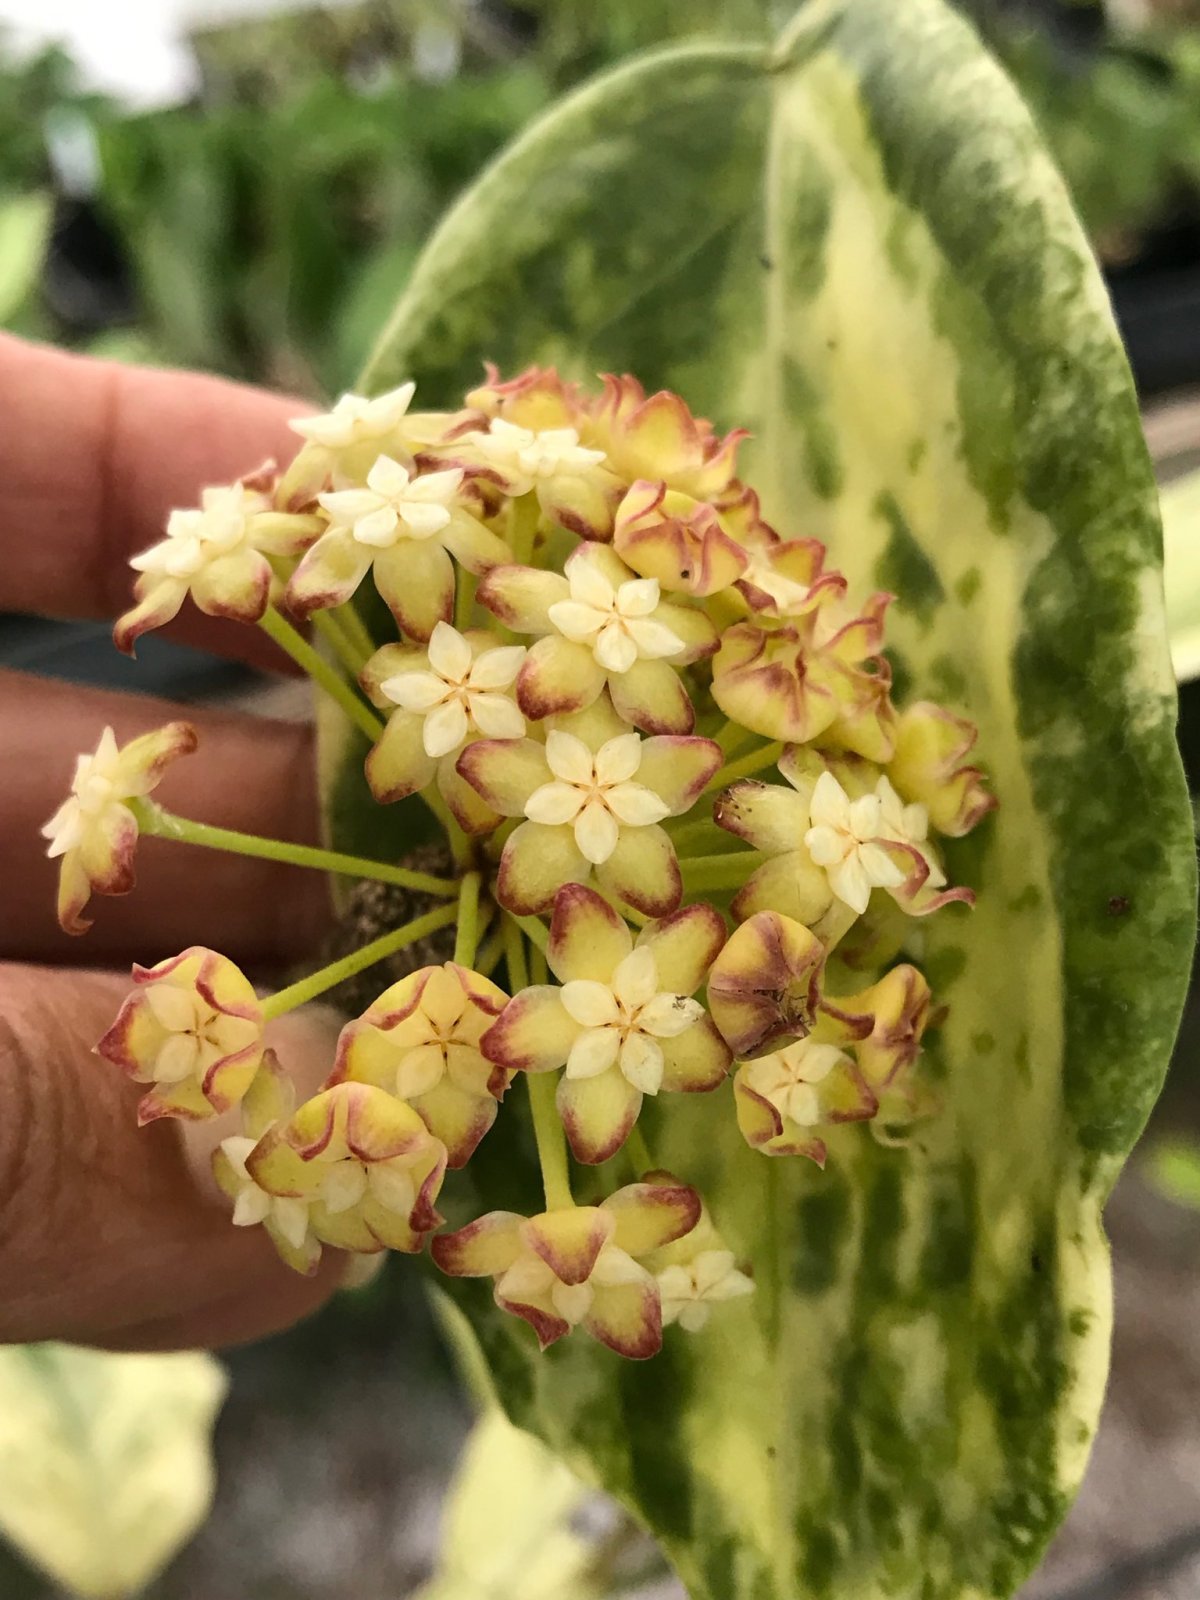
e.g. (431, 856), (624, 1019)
(4, 0), (1200, 399)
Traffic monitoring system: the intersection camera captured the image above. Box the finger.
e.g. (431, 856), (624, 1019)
(0, 964), (345, 1349)
(3, 670), (330, 965)
(0, 333), (310, 669)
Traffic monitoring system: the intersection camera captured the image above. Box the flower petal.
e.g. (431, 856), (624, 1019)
(658, 1016), (732, 1093)
(594, 825), (681, 917)
(365, 711), (437, 803)
(373, 541), (455, 641)
(477, 565), (568, 633)
(517, 634), (606, 719)
(481, 986), (581, 1073)
(730, 851), (835, 927)
(574, 800), (620, 864)
(432, 1211), (525, 1276)
(457, 738), (550, 814)
(713, 779), (805, 853)
(638, 902), (727, 994)
(496, 820), (590, 914)
(524, 1206), (613, 1284)
(546, 883), (632, 983)
(634, 736), (722, 813)
(287, 530), (374, 615)
(608, 657), (695, 735)
(556, 1069), (642, 1164)
(585, 1270), (662, 1359)
(601, 1179), (701, 1256)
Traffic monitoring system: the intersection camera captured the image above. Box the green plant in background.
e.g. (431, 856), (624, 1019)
(31, 3), (1196, 1600)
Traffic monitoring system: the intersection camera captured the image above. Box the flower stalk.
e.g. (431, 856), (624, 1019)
(130, 798), (458, 896)
(262, 902), (458, 1020)
(258, 605), (384, 742)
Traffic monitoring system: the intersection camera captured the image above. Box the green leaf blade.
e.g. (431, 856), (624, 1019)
(332, 4), (1196, 1597)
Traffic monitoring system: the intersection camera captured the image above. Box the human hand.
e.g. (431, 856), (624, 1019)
(0, 333), (345, 1349)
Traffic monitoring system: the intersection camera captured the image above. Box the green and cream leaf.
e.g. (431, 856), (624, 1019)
(320, 2), (1198, 1597)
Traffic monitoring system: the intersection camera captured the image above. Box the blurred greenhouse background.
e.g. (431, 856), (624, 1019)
(3, 1), (1200, 1597)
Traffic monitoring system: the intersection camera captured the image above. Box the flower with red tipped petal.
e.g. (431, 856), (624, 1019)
(481, 886), (729, 1163)
(287, 457), (510, 640)
(711, 590), (896, 757)
(465, 364), (591, 433)
(733, 1039), (878, 1163)
(247, 1082), (447, 1259)
(612, 480), (748, 598)
(213, 1051), (320, 1274)
(432, 1179), (700, 1357)
(458, 708), (721, 915)
(461, 414), (622, 540)
(590, 374), (745, 500)
(478, 542), (715, 734)
(114, 481), (322, 654)
(834, 963), (934, 1118)
(361, 623), (525, 831)
(97, 946), (264, 1124)
(716, 486), (845, 618)
(42, 721), (197, 934)
(888, 701), (996, 836)
(706, 908), (877, 1062)
(715, 747), (971, 926)
(328, 963), (511, 1167)
(280, 382), (479, 507)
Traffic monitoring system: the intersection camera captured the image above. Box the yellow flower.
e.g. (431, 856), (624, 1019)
(97, 947), (264, 1124)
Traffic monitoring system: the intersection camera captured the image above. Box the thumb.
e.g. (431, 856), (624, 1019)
(0, 961), (345, 1350)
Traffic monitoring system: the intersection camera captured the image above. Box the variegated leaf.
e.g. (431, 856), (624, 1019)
(319, 2), (1197, 1596)
(0, 1343), (225, 1599)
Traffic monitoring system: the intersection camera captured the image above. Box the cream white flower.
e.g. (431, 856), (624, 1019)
(131, 483), (269, 581)
(219, 1136), (312, 1249)
(290, 382), (416, 450)
(319, 457), (464, 547)
(558, 945), (703, 1095)
(741, 1039), (851, 1128)
(523, 731), (670, 865)
(658, 1249), (755, 1332)
(379, 622), (525, 758)
(803, 770), (907, 914)
(548, 560), (685, 675)
(42, 722), (197, 934)
(470, 418), (606, 481)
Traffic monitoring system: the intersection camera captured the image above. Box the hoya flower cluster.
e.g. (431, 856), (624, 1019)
(55, 365), (993, 1361)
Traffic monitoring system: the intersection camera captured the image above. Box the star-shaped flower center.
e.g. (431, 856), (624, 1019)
(548, 557), (685, 674)
(142, 981), (237, 1084)
(803, 770), (907, 914)
(319, 457), (464, 548)
(317, 1154), (418, 1218)
(523, 731), (670, 864)
(380, 622), (526, 758)
(290, 381), (416, 450)
(743, 1039), (850, 1127)
(657, 1249), (755, 1331)
(471, 418), (606, 481)
(558, 945), (703, 1095)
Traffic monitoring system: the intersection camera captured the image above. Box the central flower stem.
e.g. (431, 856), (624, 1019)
(131, 799), (458, 896)
(310, 608), (370, 678)
(453, 871), (482, 966)
(703, 739), (784, 795)
(680, 850), (764, 892)
(258, 605), (385, 743)
(262, 902), (458, 1020)
(505, 918), (573, 1209)
(508, 491), (541, 566)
